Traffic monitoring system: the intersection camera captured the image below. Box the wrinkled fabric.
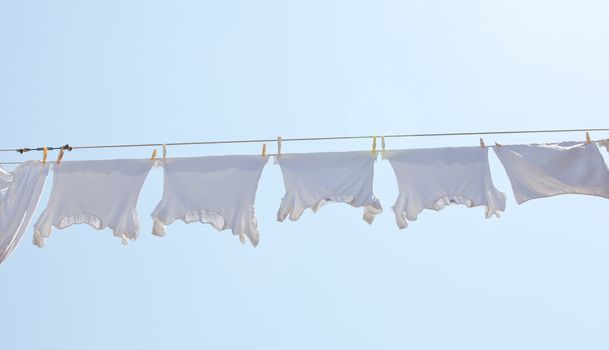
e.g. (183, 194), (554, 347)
(151, 155), (268, 246)
(276, 151), (382, 223)
(33, 159), (152, 246)
(384, 147), (505, 228)
(0, 165), (12, 199)
(0, 161), (48, 263)
(493, 142), (609, 204)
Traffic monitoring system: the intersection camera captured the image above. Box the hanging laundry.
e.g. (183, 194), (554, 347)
(383, 147), (505, 228)
(151, 155), (268, 246)
(33, 159), (152, 246)
(276, 151), (383, 223)
(0, 161), (48, 263)
(493, 142), (609, 204)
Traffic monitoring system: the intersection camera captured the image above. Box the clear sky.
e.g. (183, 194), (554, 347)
(1, 0), (609, 349)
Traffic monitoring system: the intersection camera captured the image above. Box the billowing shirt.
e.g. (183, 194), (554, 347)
(34, 159), (152, 246)
(384, 147), (506, 228)
(493, 142), (609, 204)
(276, 151), (383, 224)
(0, 161), (48, 263)
(151, 155), (268, 246)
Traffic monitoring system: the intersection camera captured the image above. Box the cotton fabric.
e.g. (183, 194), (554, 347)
(275, 151), (382, 223)
(34, 159), (152, 246)
(0, 161), (48, 263)
(383, 147), (506, 229)
(493, 142), (609, 204)
(0, 165), (12, 199)
(151, 155), (268, 246)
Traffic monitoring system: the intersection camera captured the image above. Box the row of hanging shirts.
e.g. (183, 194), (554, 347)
(1, 132), (608, 264)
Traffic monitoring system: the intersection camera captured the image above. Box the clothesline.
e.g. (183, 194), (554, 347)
(1, 127), (608, 163)
(2, 139), (609, 262)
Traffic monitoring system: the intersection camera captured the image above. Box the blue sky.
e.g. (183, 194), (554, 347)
(1, 0), (609, 349)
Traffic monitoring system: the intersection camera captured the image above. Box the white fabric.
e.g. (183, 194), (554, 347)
(0, 161), (48, 263)
(493, 142), (609, 204)
(151, 155), (268, 246)
(33, 159), (152, 246)
(275, 151), (382, 223)
(0, 165), (13, 199)
(597, 139), (609, 152)
(383, 147), (506, 229)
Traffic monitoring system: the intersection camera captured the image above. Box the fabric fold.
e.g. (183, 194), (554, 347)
(0, 161), (48, 263)
(151, 155), (268, 246)
(0, 165), (13, 199)
(33, 159), (152, 246)
(383, 147), (505, 229)
(275, 151), (382, 223)
(493, 142), (609, 204)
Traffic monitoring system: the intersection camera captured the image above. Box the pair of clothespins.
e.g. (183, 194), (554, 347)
(261, 137), (282, 158)
(150, 144), (168, 161)
(481, 138), (504, 148)
(261, 136), (282, 158)
(480, 138), (503, 148)
(40, 144), (72, 165)
(371, 136), (386, 154)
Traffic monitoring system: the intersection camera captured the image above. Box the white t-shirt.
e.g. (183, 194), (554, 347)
(383, 147), (506, 228)
(33, 159), (153, 246)
(493, 142), (609, 204)
(151, 155), (268, 246)
(0, 161), (48, 263)
(275, 151), (383, 223)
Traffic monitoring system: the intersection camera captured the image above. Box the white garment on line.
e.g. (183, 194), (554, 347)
(0, 161), (48, 263)
(151, 155), (268, 246)
(383, 147), (506, 229)
(275, 151), (383, 223)
(33, 159), (152, 246)
(493, 142), (609, 204)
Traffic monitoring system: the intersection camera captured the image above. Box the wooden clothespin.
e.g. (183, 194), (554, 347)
(479, 138), (486, 148)
(381, 136), (386, 154)
(371, 136), (377, 154)
(56, 148), (65, 164)
(277, 136), (282, 157)
(42, 146), (48, 165)
(162, 144), (167, 160)
(586, 132), (591, 144)
(261, 143), (266, 158)
(150, 149), (158, 161)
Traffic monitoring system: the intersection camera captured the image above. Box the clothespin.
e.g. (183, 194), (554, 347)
(586, 132), (591, 144)
(277, 136), (282, 157)
(479, 138), (486, 148)
(371, 136), (377, 154)
(151, 149), (158, 160)
(56, 148), (65, 164)
(162, 144), (167, 160)
(381, 136), (386, 154)
(42, 146), (48, 165)
(262, 143), (266, 158)
(495, 142), (502, 147)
